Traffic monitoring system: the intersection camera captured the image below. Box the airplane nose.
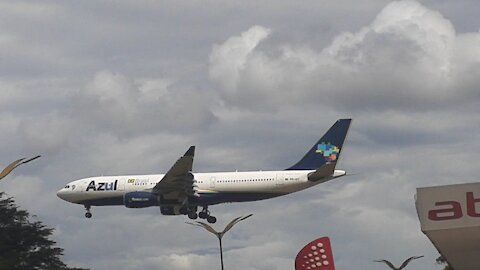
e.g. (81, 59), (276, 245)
(57, 189), (67, 200)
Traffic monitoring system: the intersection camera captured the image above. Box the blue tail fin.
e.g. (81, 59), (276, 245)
(287, 119), (352, 170)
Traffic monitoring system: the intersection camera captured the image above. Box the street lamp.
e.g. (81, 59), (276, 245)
(373, 256), (424, 270)
(0, 155), (41, 181)
(186, 214), (253, 270)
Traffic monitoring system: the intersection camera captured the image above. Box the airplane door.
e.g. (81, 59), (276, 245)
(116, 179), (125, 191)
(75, 180), (87, 192)
(276, 173), (284, 186)
(210, 176), (216, 188)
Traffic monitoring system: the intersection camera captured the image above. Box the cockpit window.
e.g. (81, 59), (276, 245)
(65, 185), (70, 189)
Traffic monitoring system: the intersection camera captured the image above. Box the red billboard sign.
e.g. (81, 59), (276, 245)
(295, 237), (335, 270)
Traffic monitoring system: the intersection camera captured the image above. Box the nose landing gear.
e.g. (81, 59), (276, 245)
(84, 205), (92, 218)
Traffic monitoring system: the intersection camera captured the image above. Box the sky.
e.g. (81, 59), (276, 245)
(1, 0), (479, 269)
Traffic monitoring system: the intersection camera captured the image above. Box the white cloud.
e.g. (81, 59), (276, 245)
(209, 25), (272, 92)
(208, 0), (480, 112)
(85, 71), (138, 111)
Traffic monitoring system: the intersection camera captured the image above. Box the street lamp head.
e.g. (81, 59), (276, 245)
(185, 221), (204, 228)
(239, 214), (253, 221)
(222, 214), (252, 234)
(185, 214), (253, 270)
(0, 155), (41, 181)
(195, 221), (220, 236)
(186, 214), (253, 237)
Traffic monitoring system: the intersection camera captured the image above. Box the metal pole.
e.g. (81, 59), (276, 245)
(218, 235), (224, 270)
(186, 215), (252, 270)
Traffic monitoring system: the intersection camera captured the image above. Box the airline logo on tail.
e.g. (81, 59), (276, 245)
(316, 142), (339, 162)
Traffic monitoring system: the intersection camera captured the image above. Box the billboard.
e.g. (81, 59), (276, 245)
(295, 237), (335, 270)
(416, 182), (480, 231)
(416, 182), (480, 270)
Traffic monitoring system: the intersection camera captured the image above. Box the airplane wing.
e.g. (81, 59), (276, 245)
(153, 146), (198, 198)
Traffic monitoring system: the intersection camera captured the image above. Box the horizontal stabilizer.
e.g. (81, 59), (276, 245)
(307, 163), (336, 181)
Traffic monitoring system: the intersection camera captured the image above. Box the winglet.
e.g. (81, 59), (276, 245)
(184, 146), (195, 157)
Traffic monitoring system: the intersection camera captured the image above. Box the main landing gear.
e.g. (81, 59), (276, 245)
(84, 205), (92, 219)
(184, 206), (217, 223)
(198, 206), (217, 224)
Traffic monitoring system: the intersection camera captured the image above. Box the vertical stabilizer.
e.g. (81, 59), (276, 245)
(287, 119), (351, 170)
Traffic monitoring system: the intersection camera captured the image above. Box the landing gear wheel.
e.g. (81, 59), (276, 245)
(199, 206), (210, 219)
(207, 216), (217, 224)
(84, 205), (92, 219)
(180, 207), (188, 215)
(188, 212), (198, 220)
(199, 211), (209, 219)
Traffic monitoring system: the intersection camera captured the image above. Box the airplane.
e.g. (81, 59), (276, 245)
(57, 119), (351, 223)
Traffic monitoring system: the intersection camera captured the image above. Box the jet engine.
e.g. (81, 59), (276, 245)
(124, 192), (159, 208)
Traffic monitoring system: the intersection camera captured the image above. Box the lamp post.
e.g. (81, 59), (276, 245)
(186, 214), (252, 270)
(0, 155), (41, 181)
(373, 256), (424, 270)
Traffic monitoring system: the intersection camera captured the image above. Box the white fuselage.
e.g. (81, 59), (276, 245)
(57, 170), (346, 206)
(56, 119), (352, 222)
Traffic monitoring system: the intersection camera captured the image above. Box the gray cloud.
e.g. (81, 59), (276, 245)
(1, 0), (479, 270)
